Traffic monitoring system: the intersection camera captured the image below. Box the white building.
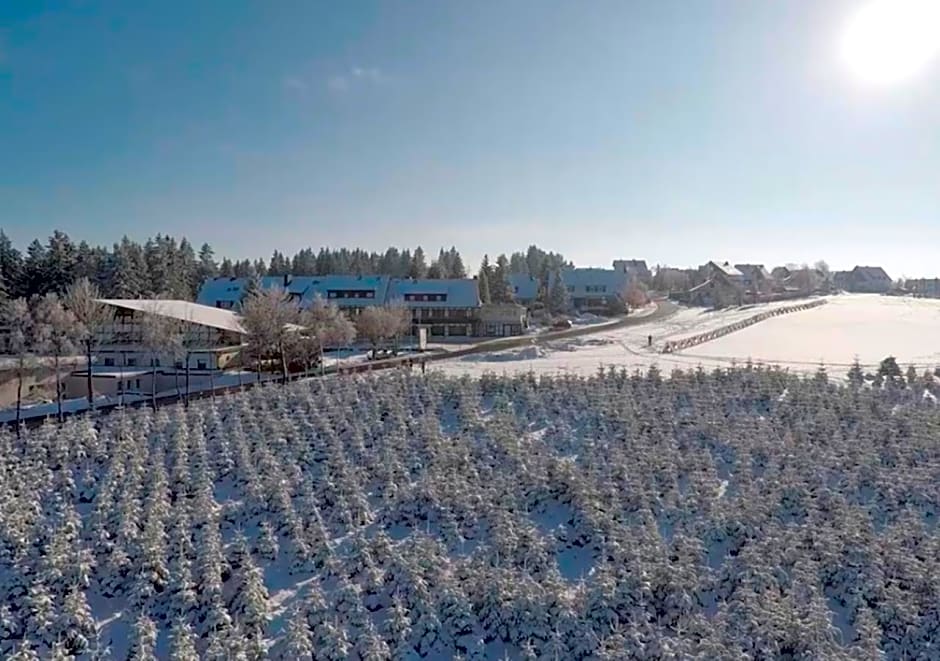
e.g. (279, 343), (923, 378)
(64, 299), (247, 399)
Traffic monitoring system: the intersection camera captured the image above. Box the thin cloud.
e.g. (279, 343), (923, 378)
(282, 66), (391, 97)
(282, 75), (310, 92)
(327, 66), (390, 93)
(327, 75), (350, 93)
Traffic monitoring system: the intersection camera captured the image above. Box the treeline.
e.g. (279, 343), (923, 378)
(0, 229), (570, 302)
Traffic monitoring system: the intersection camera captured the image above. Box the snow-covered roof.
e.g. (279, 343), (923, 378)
(734, 264), (771, 280)
(300, 275), (390, 308)
(509, 274), (539, 301)
(555, 268), (629, 297)
(98, 299), (248, 335)
(386, 278), (480, 308)
(853, 266), (891, 281)
(708, 261), (744, 278)
(196, 275), (317, 307)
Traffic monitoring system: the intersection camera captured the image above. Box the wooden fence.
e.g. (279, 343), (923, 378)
(662, 299), (827, 354)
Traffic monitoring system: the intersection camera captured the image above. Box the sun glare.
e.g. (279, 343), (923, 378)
(840, 0), (940, 85)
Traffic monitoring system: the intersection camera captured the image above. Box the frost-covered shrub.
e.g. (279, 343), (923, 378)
(2, 367), (939, 658)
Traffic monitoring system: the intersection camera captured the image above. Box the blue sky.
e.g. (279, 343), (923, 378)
(1, 0), (939, 277)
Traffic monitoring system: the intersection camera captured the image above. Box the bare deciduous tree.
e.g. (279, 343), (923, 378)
(240, 288), (298, 383)
(295, 297), (358, 375)
(3, 299), (34, 434)
(65, 278), (114, 407)
(140, 301), (183, 409)
(34, 293), (77, 422)
(357, 304), (411, 359)
(625, 284), (649, 309)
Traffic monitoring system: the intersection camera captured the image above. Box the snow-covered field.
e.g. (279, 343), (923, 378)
(681, 294), (940, 368)
(436, 295), (940, 378)
(2, 369), (938, 659)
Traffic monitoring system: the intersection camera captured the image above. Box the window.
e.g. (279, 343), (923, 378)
(135, 379), (141, 390)
(104, 357), (115, 367)
(197, 360), (207, 370)
(329, 289), (376, 300)
(117, 380), (123, 392)
(126, 357), (137, 367)
(175, 360), (183, 369)
(405, 293), (447, 302)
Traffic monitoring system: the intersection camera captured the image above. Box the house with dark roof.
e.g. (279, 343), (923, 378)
(196, 275), (308, 309)
(301, 275), (390, 311)
(612, 259), (651, 284)
(552, 268), (630, 314)
(835, 266), (893, 293)
(386, 278), (480, 337)
(734, 264), (773, 295)
(907, 278), (940, 298)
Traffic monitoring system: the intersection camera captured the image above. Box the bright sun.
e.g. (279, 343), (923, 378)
(840, 0), (940, 85)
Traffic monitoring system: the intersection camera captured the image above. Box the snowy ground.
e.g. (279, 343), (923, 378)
(4, 369), (938, 659)
(434, 297), (827, 377)
(434, 295), (940, 378)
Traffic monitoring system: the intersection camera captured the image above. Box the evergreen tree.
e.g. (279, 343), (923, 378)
(410, 246), (428, 279)
(509, 252), (528, 274)
(229, 559), (270, 638)
(0, 230), (23, 298)
(315, 248), (335, 275)
(547, 269), (570, 314)
(73, 241), (102, 284)
(291, 248), (317, 275)
(21, 239), (49, 297)
(44, 230), (78, 294)
(176, 238), (198, 298)
(478, 256), (494, 304)
(109, 237), (147, 298)
(127, 612), (158, 660)
(492, 254), (513, 303)
(197, 243), (218, 283)
(168, 619), (199, 661)
(877, 356), (902, 381)
(435, 248), (450, 278)
(219, 258), (235, 277)
(268, 250), (289, 276)
(847, 358), (866, 388)
(449, 247), (467, 278)
(55, 587), (96, 655)
(144, 236), (169, 296)
(380, 247), (401, 275)
(283, 605), (314, 659)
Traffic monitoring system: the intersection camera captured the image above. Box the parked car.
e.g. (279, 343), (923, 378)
(368, 349), (396, 361)
(551, 318), (573, 330)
